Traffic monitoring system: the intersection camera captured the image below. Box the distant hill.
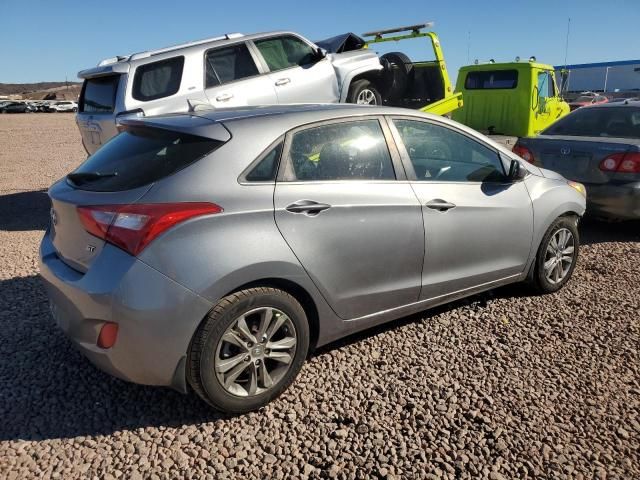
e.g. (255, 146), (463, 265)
(0, 82), (81, 96)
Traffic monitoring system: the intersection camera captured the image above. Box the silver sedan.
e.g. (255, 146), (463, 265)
(39, 104), (586, 412)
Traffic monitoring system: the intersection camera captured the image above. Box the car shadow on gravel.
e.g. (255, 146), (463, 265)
(579, 218), (640, 245)
(0, 274), (231, 442)
(0, 189), (50, 231)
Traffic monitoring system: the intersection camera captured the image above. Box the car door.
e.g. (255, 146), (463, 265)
(203, 42), (278, 107)
(273, 116), (424, 319)
(252, 34), (339, 104)
(388, 117), (534, 300)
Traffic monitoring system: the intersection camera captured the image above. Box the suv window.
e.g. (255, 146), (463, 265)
(254, 35), (316, 72)
(285, 120), (395, 181)
(67, 126), (223, 192)
(132, 56), (185, 102)
(81, 75), (119, 113)
(465, 70), (518, 89)
(393, 119), (506, 182)
(205, 44), (259, 88)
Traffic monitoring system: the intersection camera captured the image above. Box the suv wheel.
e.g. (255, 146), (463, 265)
(532, 216), (579, 293)
(347, 79), (381, 105)
(188, 287), (309, 413)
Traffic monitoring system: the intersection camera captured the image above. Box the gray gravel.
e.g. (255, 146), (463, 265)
(1, 113), (639, 479)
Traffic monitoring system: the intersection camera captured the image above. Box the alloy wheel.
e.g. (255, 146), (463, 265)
(214, 307), (297, 397)
(356, 89), (378, 105)
(543, 228), (575, 285)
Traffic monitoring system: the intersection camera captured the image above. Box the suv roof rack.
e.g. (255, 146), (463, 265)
(362, 23), (433, 39)
(97, 32), (244, 66)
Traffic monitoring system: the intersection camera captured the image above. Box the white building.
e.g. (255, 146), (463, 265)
(555, 59), (640, 93)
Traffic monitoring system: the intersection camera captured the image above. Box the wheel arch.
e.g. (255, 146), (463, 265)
(216, 277), (321, 353)
(340, 66), (384, 102)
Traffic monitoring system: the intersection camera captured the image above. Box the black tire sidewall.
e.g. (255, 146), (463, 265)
(535, 217), (580, 293)
(197, 290), (309, 413)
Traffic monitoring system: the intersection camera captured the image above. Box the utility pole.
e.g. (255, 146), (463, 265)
(604, 66), (610, 92)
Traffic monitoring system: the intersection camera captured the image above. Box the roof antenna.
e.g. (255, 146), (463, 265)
(561, 17), (571, 94)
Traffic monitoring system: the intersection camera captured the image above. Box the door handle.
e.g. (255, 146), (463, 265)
(215, 93), (234, 102)
(425, 199), (456, 212)
(285, 200), (331, 215)
(275, 78), (291, 86)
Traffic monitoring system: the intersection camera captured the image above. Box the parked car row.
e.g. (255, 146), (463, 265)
(513, 101), (640, 221)
(0, 100), (77, 113)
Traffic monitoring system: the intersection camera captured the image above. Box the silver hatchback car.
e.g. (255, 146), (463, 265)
(40, 105), (586, 412)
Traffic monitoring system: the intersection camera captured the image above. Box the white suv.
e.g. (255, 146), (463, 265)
(76, 31), (387, 154)
(49, 101), (78, 112)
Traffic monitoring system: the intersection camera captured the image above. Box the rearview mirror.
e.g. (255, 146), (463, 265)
(508, 159), (527, 181)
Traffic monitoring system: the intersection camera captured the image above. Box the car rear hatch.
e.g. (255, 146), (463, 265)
(77, 64), (129, 154)
(526, 135), (639, 184)
(49, 114), (230, 273)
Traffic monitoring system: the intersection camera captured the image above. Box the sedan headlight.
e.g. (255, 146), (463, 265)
(567, 180), (587, 197)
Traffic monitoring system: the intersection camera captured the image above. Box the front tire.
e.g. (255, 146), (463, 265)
(187, 287), (309, 413)
(532, 216), (580, 293)
(347, 79), (382, 105)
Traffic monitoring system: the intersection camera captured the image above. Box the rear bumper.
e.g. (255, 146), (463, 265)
(585, 181), (640, 220)
(39, 231), (213, 392)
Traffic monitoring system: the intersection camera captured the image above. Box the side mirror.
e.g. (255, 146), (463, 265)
(508, 159), (527, 181)
(314, 47), (327, 61)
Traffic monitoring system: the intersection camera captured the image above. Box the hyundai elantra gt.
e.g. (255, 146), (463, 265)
(40, 104), (586, 412)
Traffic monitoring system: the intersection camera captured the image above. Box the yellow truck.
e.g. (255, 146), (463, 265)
(452, 59), (569, 146)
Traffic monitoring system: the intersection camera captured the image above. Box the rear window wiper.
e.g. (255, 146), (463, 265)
(67, 171), (118, 184)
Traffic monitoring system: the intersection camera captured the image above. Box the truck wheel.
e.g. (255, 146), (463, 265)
(347, 79), (382, 105)
(380, 52), (413, 102)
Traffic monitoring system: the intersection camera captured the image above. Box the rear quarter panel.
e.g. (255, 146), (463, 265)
(135, 119), (341, 345)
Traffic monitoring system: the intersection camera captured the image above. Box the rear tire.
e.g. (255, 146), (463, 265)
(187, 287), (309, 413)
(531, 216), (580, 293)
(346, 79), (382, 105)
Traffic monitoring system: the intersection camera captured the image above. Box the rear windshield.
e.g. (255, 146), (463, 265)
(544, 106), (640, 138)
(132, 56), (184, 102)
(465, 70), (518, 89)
(67, 127), (223, 192)
(81, 75), (119, 113)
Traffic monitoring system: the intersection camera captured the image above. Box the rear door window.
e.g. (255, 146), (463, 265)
(81, 75), (120, 113)
(284, 119), (395, 181)
(67, 126), (223, 191)
(205, 44), (260, 88)
(132, 56), (184, 101)
(465, 70), (518, 89)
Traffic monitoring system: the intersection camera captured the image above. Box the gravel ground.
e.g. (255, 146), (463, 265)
(1, 113), (639, 479)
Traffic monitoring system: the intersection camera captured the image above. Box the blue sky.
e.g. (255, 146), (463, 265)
(2, 0), (639, 83)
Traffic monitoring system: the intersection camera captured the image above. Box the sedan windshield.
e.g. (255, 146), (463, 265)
(543, 106), (640, 138)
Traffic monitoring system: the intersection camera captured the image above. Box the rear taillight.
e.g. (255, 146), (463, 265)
(77, 203), (222, 256)
(599, 152), (640, 173)
(512, 144), (535, 163)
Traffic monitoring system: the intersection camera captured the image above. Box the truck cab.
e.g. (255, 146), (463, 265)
(452, 60), (569, 145)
